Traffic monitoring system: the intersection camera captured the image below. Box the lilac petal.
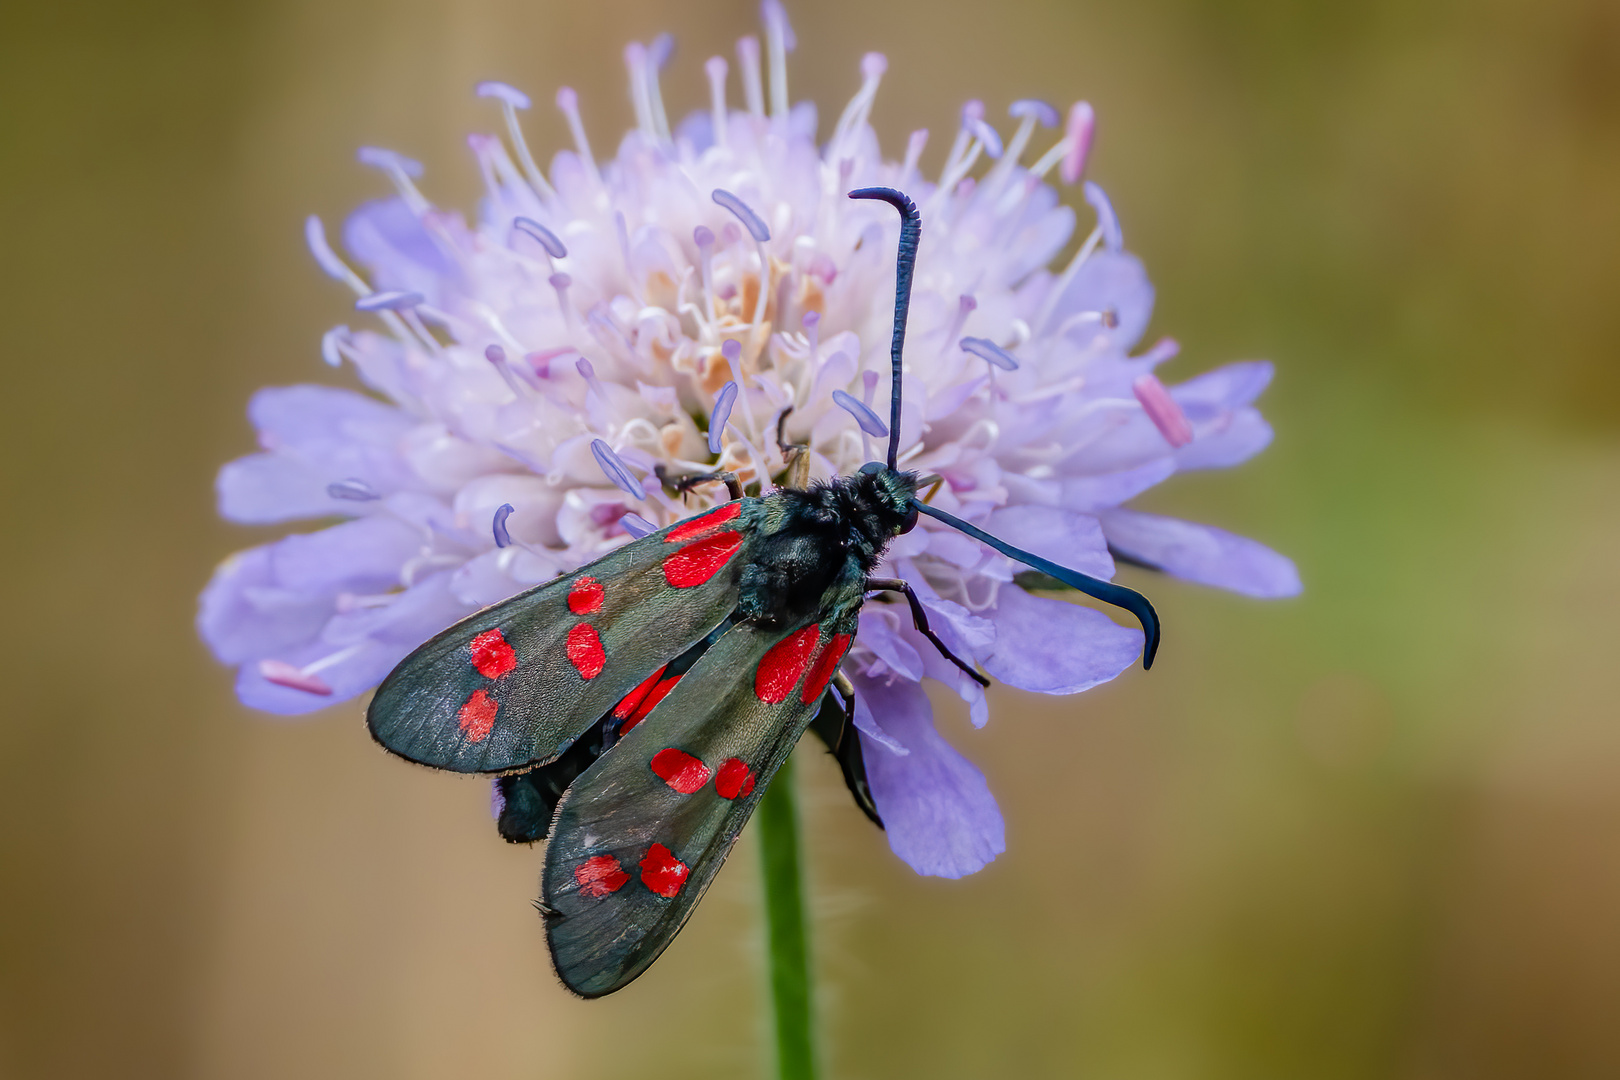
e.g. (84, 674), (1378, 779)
(960, 337), (1018, 370)
(857, 608), (925, 681)
(343, 197), (458, 294)
(590, 439), (644, 499)
(1048, 251), (1154, 355)
(1174, 408), (1273, 470)
(711, 189), (771, 242)
(236, 637), (397, 716)
(854, 673), (1005, 878)
(1061, 458), (1176, 513)
(983, 585), (1142, 694)
(1099, 510), (1301, 598)
(218, 454), (339, 524)
(832, 389), (888, 437)
(1083, 181), (1122, 252)
(848, 684), (907, 755)
(983, 505), (1113, 579)
(1172, 360), (1274, 411)
(268, 516), (423, 594)
(248, 384), (413, 450)
(197, 547), (330, 665)
(709, 381), (738, 454)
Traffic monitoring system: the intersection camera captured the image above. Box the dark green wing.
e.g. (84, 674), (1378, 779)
(541, 611), (857, 997)
(367, 500), (757, 774)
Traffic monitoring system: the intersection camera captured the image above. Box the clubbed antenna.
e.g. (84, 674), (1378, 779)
(846, 187), (918, 470)
(910, 500), (1162, 669)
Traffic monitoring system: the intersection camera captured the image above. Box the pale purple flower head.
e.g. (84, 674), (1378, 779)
(199, 5), (1298, 879)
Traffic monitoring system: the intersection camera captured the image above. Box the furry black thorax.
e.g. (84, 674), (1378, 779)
(736, 466), (919, 626)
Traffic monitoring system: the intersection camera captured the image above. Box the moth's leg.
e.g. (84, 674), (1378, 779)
(775, 406), (811, 490)
(865, 577), (991, 687)
(654, 462), (744, 501)
(805, 675), (882, 827)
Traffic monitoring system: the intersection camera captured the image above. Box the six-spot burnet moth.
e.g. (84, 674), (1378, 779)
(366, 187), (1160, 998)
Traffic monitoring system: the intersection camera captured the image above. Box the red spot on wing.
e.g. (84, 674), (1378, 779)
(714, 758), (756, 800)
(639, 843), (690, 898)
(755, 624), (821, 704)
(613, 665), (669, 720)
(567, 575), (605, 614)
(650, 748), (712, 794)
(574, 855), (630, 899)
(468, 628), (517, 679)
(663, 531), (744, 588)
(457, 689), (499, 742)
(567, 623), (606, 679)
(665, 500), (742, 543)
(800, 633), (852, 704)
(622, 674), (682, 734)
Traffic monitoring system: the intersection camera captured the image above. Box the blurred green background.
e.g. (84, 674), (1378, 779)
(3, 0), (1618, 1075)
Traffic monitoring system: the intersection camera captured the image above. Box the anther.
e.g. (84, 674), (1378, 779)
(960, 337), (1019, 370)
(620, 512), (657, 538)
(326, 478), (380, 501)
(1133, 373), (1194, 448)
(1010, 99), (1060, 128)
(355, 291), (424, 311)
(492, 503), (515, 547)
(357, 146), (423, 177)
(1084, 181), (1122, 252)
(475, 80), (529, 109)
(512, 217), (567, 259)
(709, 381), (738, 454)
(320, 325), (350, 368)
(485, 344), (527, 395)
(833, 389), (889, 437)
(1061, 102), (1096, 185)
(258, 659), (334, 696)
(576, 356), (608, 405)
(591, 439), (644, 499)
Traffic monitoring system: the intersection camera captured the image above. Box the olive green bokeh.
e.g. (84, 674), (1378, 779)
(3, 0), (1618, 1076)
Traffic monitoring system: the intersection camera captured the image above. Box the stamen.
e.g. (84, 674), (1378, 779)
(693, 226), (717, 318)
(984, 100), (1056, 197)
(1084, 180), (1122, 251)
(326, 478), (380, 501)
(705, 56), (730, 150)
(485, 344), (527, 395)
(549, 272), (575, 328)
(492, 503), (515, 547)
(625, 42), (655, 139)
(900, 129), (928, 189)
(576, 356), (609, 406)
(960, 337), (1019, 370)
(476, 80), (555, 200)
(1061, 101), (1096, 184)
(762, 0), (795, 120)
(831, 53), (888, 155)
(646, 33), (674, 142)
(721, 338), (759, 434)
(709, 381), (738, 453)
(320, 325), (351, 367)
(802, 310), (820, 359)
(833, 389), (889, 437)
(356, 147), (429, 214)
(737, 35), (765, 118)
(554, 87), (600, 183)
(1132, 374), (1193, 448)
(712, 189), (771, 326)
(965, 116), (1003, 159)
(512, 217), (567, 259)
(1010, 99), (1060, 128)
(620, 512), (657, 538)
(304, 216), (368, 294)
(355, 290), (424, 311)
(591, 439), (645, 499)
(1032, 223), (1104, 334)
(258, 659), (334, 696)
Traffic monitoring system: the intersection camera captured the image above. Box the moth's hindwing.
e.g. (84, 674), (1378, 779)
(541, 612), (857, 998)
(367, 500), (758, 774)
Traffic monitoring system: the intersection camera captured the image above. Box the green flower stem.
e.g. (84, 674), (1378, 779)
(758, 751), (815, 1080)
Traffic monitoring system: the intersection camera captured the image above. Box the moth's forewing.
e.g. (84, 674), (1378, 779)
(542, 611), (857, 998)
(367, 501), (758, 774)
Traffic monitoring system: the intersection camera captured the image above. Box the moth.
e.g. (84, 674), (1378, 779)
(367, 187), (1160, 997)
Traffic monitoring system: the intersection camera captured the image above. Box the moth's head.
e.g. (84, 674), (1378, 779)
(858, 461), (920, 534)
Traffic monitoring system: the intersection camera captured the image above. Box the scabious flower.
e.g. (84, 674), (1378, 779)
(199, 2), (1298, 879)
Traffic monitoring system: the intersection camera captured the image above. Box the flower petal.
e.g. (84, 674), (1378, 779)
(983, 585), (1142, 694)
(984, 505), (1113, 579)
(854, 673), (1005, 878)
(1099, 510), (1302, 597)
(197, 546), (331, 665)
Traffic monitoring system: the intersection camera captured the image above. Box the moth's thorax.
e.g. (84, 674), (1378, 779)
(735, 469), (919, 627)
